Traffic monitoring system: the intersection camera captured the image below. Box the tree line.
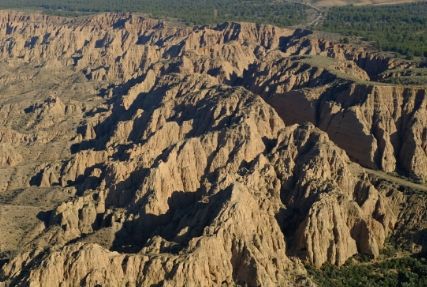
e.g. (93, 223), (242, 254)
(0, 0), (308, 27)
(322, 2), (427, 57)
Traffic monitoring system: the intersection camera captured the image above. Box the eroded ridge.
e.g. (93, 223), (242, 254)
(0, 11), (425, 286)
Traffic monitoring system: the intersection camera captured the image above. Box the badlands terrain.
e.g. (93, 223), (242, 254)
(0, 10), (426, 286)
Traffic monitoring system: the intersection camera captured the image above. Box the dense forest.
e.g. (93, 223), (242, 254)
(0, 0), (309, 26)
(308, 255), (427, 287)
(322, 2), (427, 57)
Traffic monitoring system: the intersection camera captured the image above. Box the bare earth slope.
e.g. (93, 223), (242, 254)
(0, 11), (425, 286)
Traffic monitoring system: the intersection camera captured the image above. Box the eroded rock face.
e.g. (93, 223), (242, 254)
(267, 83), (427, 180)
(2, 73), (402, 286)
(240, 52), (426, 181)
(0, 10), (424, 286)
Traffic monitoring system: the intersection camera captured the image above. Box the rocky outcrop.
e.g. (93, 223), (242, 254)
(267, 83), (427, 180)
(0, 10), (424, 287)
(1, 72), (403, 286)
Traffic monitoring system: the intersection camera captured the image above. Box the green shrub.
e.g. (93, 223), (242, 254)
(308, 256), (427, 287)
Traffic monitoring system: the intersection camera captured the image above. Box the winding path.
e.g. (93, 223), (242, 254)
(283, 0), (325, 28)
(349, 163), (427, 192)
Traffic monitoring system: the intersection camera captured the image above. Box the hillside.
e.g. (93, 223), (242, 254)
(0, 0), (425, 58)
(0, 10), (425, 287)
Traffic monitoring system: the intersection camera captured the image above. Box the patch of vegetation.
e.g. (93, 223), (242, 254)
(300, 55), (363, 82)
(322, 2), (427, 57)
(0, 0), (309, 27)
(299, 55), (389, 85)
(307, 251), (427, 287)
(380, 67), (427, 86)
